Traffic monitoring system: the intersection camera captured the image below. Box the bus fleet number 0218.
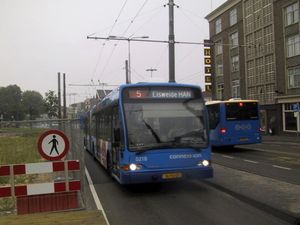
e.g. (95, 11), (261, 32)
(136, 156), (148, 162)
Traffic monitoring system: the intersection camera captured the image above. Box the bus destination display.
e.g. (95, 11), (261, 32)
(129, 89), (194, 99)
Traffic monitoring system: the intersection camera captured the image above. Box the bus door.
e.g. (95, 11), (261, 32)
(111, 106), (123, 179)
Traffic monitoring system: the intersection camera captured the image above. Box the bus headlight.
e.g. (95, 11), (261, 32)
(129, 164), (142, 171)
(197, 160), (210, 167)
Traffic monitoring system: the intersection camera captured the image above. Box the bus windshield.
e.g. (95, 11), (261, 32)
(123, 99), (208, 151)
(225, 102), (259, 121)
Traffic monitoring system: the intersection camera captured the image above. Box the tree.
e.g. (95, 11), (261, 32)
(0, 85), (25, 121)
(22, 90), (45, 120)
(44, 90), (58, 119)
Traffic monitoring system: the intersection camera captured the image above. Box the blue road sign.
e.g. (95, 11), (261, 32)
(293, 103), (299, 112)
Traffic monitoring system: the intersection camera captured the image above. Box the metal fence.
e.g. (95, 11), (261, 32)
(0, 118), (90, 216)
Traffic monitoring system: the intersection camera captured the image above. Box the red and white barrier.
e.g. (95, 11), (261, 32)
(0, 160), (80, 198)
(0, 160), (79, 176)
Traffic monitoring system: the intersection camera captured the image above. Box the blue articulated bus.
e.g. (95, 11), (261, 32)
(205, 99), (262, 147)
(83, 82), (213, 184)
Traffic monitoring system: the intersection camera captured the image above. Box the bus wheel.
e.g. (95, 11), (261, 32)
(84, 138), (88, 152)
(107, 154), (113, 178)
(92, 145), (96, 161)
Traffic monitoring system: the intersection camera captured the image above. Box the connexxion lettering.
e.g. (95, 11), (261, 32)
(170, 154), (202, 159)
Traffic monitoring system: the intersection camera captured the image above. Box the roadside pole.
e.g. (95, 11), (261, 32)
(293, 103), (299, 140)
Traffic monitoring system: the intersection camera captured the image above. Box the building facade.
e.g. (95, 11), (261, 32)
(205, 0), (300, 136)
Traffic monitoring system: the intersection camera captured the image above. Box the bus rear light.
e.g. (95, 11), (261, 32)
(259, 127), (262, 131)
(220, 127), (226, 133)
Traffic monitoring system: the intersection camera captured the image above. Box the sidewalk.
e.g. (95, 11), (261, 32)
(0, 210), (107, 225)
(206, 164), (300, 225)
(262, 134), (300, 144)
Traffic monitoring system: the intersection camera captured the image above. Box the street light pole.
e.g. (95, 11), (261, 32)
(128, 39), (132, 83)
(146, 68), (157, 78)
(168, 0), (176, 83)
(108, 35), (149, 84)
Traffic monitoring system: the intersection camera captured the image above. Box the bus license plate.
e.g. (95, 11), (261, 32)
(240, 138), (249, 141)
(163, 173), (182, 179)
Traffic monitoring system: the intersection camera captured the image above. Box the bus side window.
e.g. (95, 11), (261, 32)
(208, 105), (220, 129)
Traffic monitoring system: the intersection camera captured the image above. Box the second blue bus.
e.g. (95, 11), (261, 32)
(205, 99), (262, 147)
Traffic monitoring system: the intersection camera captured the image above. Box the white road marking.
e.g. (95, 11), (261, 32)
(244, 160), (258, 164)
(272, 165), (291, 170)
(222, 155), (233, 159)
(85, 167), (110, 225)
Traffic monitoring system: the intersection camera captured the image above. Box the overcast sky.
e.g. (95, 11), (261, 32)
(1, 0), (227, 105)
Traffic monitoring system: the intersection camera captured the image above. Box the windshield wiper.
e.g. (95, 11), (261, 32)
(135, 145), (172, 155)
(134, 142), (203, 155)
(142, 120), (161, 143)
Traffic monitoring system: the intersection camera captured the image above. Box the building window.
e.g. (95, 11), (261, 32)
(215, 40), (222, 54)
(264, 25), (274, 53)
(287, 35), (300, 57)
(231, 55), (239, 72)
(232, 80), (240, 98)
(217, 84), (224, 100)
(266, 83), (275, 102)
(230, 32), (238, 48)
(230, 8), (237, 26)
(263, 1), (273, 24)
(285, 2), (299, 26)
(254, 29), (263, 56)
(217, 62), (223, 76)
(244, 0), (253, 34)
(288, 67), (300, 88)
(255, 57), (264, 84)
(246, 34), (254, 59)
(248, 86), (255, 100)
(265, 54), (275, 82)
(283, 103), (297, 131)
(257, 85), (265, 103)
(247, 60), (255, 85)
(216, 18), (222, 34)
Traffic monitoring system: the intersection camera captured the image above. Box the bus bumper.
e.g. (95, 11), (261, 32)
(120, 167), (213, 184)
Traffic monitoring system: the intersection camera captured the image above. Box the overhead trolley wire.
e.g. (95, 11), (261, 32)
(129, 6), (164, 37)
(119, 0), (149, 38)
(107, 0), (129, 37)
(178, 6), (210, 38)
(95, 0), (129, 82)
